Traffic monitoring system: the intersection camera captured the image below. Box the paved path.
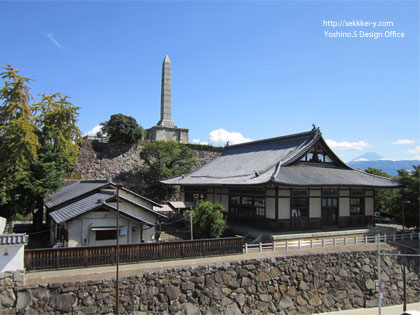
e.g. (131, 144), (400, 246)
(319, 302), (420, 315)
(25, 243), (392, 285)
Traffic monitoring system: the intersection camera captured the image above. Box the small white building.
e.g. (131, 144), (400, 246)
(0, 234), (28, 272)
(46, 180), (165, 247)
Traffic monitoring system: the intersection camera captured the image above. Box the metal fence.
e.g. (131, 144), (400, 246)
(244, 231), (420, 253)
(25, 237), (243, 271)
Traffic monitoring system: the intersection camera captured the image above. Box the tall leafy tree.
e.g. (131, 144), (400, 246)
(0, 64), (81, 226)
(391, 166), (420, 229)
(366, 166), (420, 229)
(365, 168), (398, 216)
(140, 141), (196, 201)
(99, 113), (145, 145)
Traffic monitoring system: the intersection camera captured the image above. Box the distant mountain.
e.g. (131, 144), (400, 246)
(348, 159), (420, 176)
(350, 152), (383, 162)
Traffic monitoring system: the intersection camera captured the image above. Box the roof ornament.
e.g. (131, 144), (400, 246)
(270, 161), (282, 181)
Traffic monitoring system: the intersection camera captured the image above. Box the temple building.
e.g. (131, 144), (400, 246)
(162, 127), (400, 231)
(147, 55), (189, 143)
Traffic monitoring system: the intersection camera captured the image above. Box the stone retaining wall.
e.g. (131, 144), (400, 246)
(72, 140), (220, 195)
(1, 251), (419, 314)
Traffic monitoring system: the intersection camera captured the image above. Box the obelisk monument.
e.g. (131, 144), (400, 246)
(158, 55), (176, 127)
(146, 55), (189, 143)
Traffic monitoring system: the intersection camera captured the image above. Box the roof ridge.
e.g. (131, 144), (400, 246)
(226, 129), (315, 149)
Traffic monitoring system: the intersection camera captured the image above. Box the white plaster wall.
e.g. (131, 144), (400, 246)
(266, 189), (275, 197)
(278, 189), (290, 197)
(119, 190), (153, 209)
(365, 190), (374, 197)
(310, 198), (321, 218)
(66, 208), (157, 247)
(107, 201), (157, 225)
(278, 199), (290, 219)
(340, 189), (349, 197)
(266, 198), (275, 219)
(0, 244), (25, 272)
(310, 189), (321, 197)
(365, 198), (374, 215)
(340, 198), (350, 216)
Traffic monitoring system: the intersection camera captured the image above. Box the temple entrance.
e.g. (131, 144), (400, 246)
(322, 197), (338, 226)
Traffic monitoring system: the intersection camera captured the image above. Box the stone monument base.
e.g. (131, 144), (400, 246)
(146, 126), (189, 143)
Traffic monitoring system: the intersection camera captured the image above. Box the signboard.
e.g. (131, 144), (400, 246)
(379, 281), (386, 292)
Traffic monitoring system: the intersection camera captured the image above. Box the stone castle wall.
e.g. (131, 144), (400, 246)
(1, 251), (419, 314)
(72, 140), (220, 194)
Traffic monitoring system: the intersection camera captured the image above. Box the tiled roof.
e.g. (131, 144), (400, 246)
(162, 129), (400, 188)
(49, 192), (160, 226)
(49, 192), (114, 224)
(0, 234), (28, 245)
(45, 180), (110, 209)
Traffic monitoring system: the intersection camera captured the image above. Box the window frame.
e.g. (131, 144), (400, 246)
(350, 197), (364, 215)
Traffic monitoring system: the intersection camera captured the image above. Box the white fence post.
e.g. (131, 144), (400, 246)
(286, 240), (289, 250)
(259, 242), (262, 252)
(245, 243), (248, 254)
(322, 239), (325, 247)
(354, 236), (357, 245)
(298, 240), (301, 249)
(273, 242), (276, 251)
(384, 234), (387, 243)
(333, 238), (336, 247)
(393, 233), (396, 242)
(410, 232), (414, 240)
(310, 239), (313, 249)
(365, 235), (368, 244)
(344, 237), (347, 246)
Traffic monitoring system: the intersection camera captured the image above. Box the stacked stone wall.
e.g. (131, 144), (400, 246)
(1, 251), (419, 314)
(72, 140), (220, 195)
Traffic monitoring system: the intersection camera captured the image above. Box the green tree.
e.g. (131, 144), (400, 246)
(184, 201), (227, 239)
(365, 168), (398, 215)
(366, 166), (420, 229)
(99, 113), (145, 145)
(391, 166), (420, 229)
(0, 64), (81, 226)
(140, 141), (196, 201)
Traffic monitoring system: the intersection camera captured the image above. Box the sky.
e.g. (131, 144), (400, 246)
(1, 0), (419, 162)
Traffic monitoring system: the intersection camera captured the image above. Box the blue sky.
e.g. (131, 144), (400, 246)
(1, 1), (419, 162)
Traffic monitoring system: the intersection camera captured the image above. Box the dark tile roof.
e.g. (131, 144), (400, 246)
(0, 234), (28, 245)
(162, 129), (400, 188)
(45, 180), (110, 209)
(274, 165), (399, 187)
(49, 192), (113, 224)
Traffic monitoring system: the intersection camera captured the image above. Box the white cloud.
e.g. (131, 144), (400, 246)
(192, 139), (209, 145)
(325, 139), (370, 151)
(46, 33), (64, 50)
(84, 125), (103, 137)
(209, 129), (252, 146)
(392, 139), (415, 145)
(407, 146), (420, 159)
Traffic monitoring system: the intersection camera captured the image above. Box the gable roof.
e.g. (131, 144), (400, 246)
(162, 128), (400, 188)
(49, 191), (159, 226)
(45, 180), (111, 209)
